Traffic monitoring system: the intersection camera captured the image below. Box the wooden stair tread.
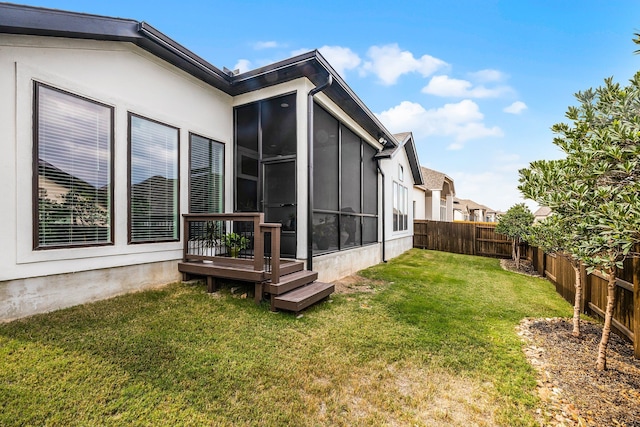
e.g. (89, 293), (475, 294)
(266, 270), (318, 295)
(273, 281), (334, 313)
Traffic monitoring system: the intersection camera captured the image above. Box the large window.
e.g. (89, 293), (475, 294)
(313, 104), (378, 254)
(190, 134), (224, 213)
(128, 114), (179, 243)
(34, 83), (113, 248)
(393, 181), (408, 231)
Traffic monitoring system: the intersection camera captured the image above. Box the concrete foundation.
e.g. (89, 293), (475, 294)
(0, 260), (181, 322)
(312, 236), (412, 282)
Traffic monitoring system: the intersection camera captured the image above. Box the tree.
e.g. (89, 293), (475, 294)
(519, 72), (640, 370)
(527, 215), (585, 337)
(495, 203), (534, 269)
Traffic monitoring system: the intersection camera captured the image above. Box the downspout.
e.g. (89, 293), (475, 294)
(376, 160), (387, 263)
(307, 74), (333, 271)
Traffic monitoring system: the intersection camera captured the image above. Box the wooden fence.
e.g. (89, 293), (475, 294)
(413, 220), (512, 258)
(525, 245), (640, 358)
(414, 220), (640, 358)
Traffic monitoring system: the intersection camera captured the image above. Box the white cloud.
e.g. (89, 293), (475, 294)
(361, 44), (448, 85)
(253, 41), (279, 50)
(503, 101), (528, 114)
(317, 45), (361, 77)
(468, 69), (506, 83)
(234, 59), (252, 73)
(377, 100), (503, 148)
(422, 75), (511, 98)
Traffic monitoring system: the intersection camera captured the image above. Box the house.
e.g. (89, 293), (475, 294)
(533, 206), (552, 222)
(0, 3), (424, 320)
(453, 198), (497, 222)
(413, 165), (455, 222)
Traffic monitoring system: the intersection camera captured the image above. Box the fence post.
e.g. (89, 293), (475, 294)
(633, 256), (640, 358)
(580, 262), (589, 315)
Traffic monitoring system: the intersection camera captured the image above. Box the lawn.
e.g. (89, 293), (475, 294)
(0, 249), (571, 426)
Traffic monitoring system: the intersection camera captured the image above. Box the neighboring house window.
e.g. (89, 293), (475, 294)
(312, 104), (378, 253)
(440, 198), (447, 221)
(129, 114), (179, 243)
(398, 164), (404, 182)
(190, 134), (224, 213)
(393, 181), (408, 231)
(34, 83), (113, 249)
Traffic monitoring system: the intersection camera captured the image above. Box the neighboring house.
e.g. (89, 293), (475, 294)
(453, 198), (497, 222)
(533, 206), (552, 222)
(0, 3), (424, 320)
(413, 165), (455, 222)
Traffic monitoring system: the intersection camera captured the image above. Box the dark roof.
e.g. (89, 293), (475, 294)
(0, 2), (398, 147)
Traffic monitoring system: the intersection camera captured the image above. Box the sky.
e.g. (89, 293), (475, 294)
(16, 0), (640, 212)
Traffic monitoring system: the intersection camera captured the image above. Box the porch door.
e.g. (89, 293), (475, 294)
(262, 159), (296, 258)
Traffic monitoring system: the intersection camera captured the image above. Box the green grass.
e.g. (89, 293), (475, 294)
(0, 249), (571, 426)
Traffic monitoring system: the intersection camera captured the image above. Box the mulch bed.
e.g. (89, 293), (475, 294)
(519, 318), (640, 426)
(504, 258), (640, 426)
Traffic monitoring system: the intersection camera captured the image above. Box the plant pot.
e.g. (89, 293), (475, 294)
(315, 237), (329, 250)
(230, 247), (241, 258)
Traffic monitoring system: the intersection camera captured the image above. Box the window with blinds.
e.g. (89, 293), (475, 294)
(129, 114), (179, 243)
(189, 134), (224, 213)
(34, 83), (113, 248)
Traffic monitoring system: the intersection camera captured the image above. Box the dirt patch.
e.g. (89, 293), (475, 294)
(518, 318), (640, 426)
(500, 258), (541, 277)
(332, 274), (388, 294)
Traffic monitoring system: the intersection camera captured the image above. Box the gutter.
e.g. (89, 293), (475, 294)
(306, 74), (333, 271)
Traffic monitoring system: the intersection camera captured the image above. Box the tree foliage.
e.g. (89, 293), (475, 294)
(495, 203), (533, 268)
(528, 215), (584, 336)
(519, 72), (640, 370)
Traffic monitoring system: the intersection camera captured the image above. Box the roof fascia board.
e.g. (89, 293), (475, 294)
(1, 3), (400, 146)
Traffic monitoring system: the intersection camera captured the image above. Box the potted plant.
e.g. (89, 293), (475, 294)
(313, 216), (336, 250)
(194, 221), (221, 258)
(223, 232), (249, 258)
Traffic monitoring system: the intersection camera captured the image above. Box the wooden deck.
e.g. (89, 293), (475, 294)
(179, 213), (334, 312)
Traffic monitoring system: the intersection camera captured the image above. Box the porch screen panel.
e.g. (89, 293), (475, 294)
(262, 93), (296, 158)
(362, 143), (378, 215)
(362, 143), (378, 244)
(35, 84), (113, 248)
(190, 134), (224, 213)
(235, 103), (259, 211)
(313, 105), (339, 211)
(129, 114), (179, 242)
(341, 126), (361, 214)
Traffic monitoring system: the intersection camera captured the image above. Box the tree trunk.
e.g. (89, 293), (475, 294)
(515, 239), (521, 269)
(512, 240), (517, 264)
(596, 266), (617, 371)
(570, 260), (582, 337)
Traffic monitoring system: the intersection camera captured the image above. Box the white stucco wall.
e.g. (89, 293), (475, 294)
(379, 144), (415, 250)
(412, 187), (426, 220)
(0, 35), (233, 319)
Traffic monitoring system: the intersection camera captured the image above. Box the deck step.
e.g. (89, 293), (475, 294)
(273, 281), (335, 313)
(265, 270), (318, 295)
(276, 260), (305, 277)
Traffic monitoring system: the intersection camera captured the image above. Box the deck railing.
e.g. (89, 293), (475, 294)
(182, 213), (282, 284)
